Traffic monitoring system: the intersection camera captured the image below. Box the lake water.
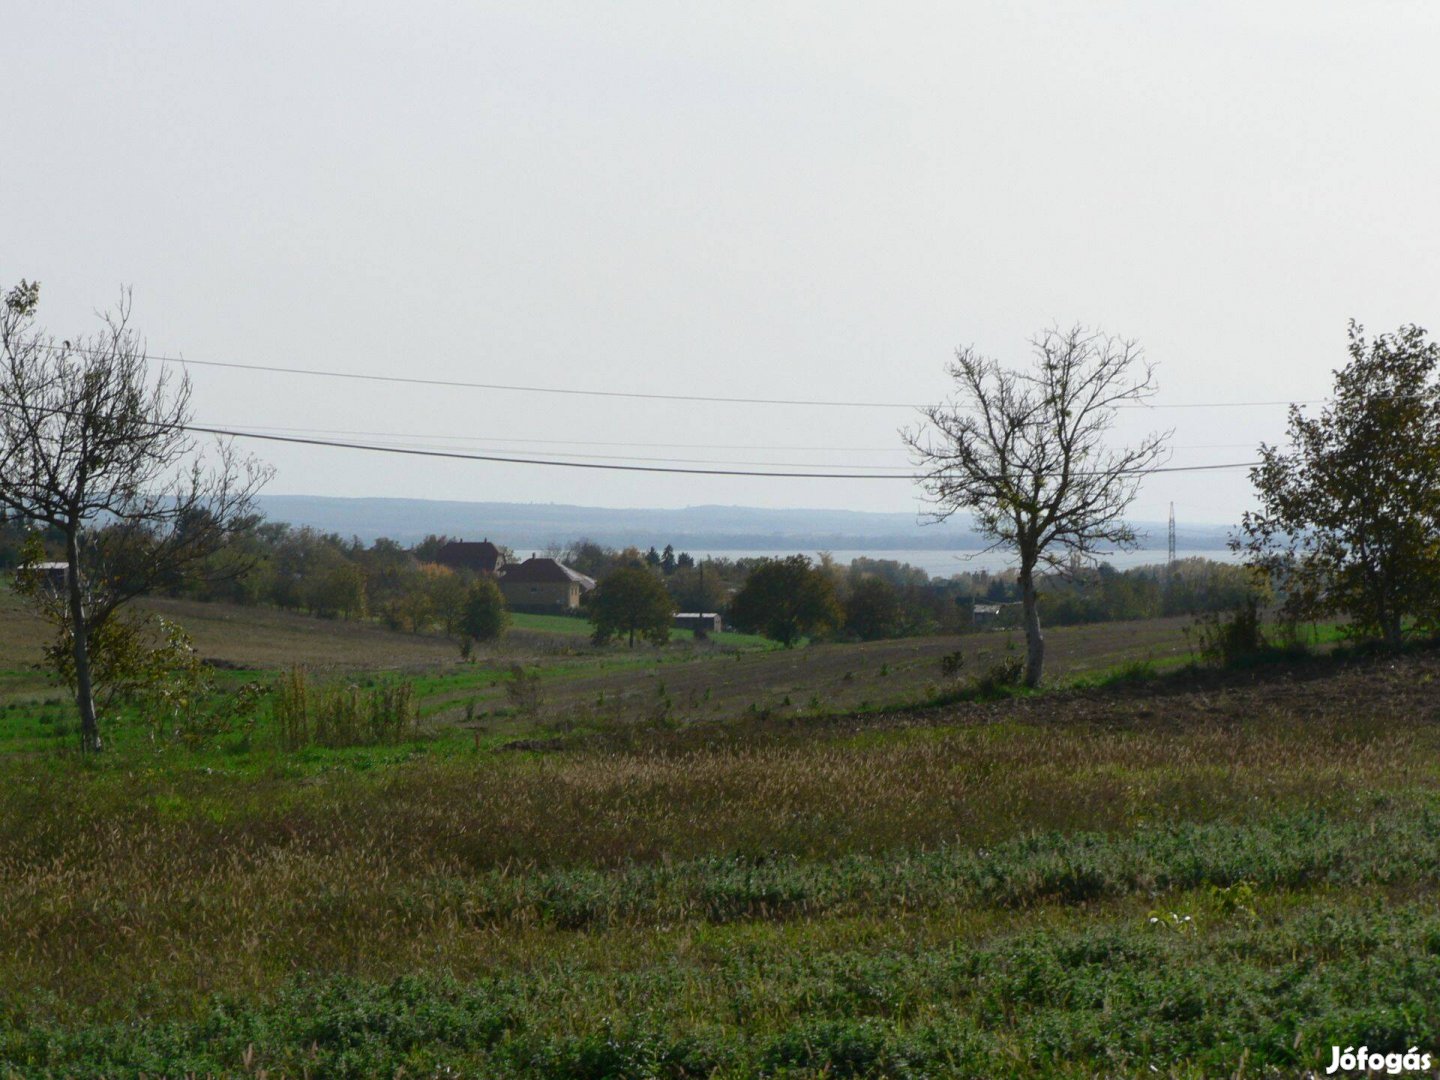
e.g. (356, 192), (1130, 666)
(689, 548), (1236, 579)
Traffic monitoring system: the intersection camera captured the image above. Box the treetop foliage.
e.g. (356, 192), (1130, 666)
(1240, 321), (1440, 646)
(728, 555), (842, 647)
(586, 565), (675, 647)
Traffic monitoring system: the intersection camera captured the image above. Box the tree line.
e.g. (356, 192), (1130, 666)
(2, 510), (1255, 646)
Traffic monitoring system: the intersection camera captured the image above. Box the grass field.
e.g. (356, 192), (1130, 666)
(0, 590), (1435, 1076)
(509, 610), (775, 650)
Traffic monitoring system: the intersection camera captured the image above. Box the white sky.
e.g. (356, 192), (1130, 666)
(4, 2), (1438, 526)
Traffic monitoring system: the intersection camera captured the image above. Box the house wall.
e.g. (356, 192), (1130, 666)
(500, 580), (580, 611)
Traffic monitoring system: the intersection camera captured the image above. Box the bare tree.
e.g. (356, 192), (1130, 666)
(903, 326), (1170, 686)
(0, 280), (271, 751)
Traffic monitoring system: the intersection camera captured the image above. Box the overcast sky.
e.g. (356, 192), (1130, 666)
(5, 2), (1437, 527)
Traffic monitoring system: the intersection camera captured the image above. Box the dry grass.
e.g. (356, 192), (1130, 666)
(2, 646), (1439, 1023)
(0, 587), (1200, 740)
(429, 615), (1200, 731)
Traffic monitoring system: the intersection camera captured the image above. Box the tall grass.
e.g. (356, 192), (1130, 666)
(272, 667), (417, 749)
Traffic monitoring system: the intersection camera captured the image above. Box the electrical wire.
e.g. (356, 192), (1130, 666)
(34, 342), (1318, 411)
(0, 400), (1264, 478)
(184, 420), (1261, 479)
(218, 422), (1266, 455)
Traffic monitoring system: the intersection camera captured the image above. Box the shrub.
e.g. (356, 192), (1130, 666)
(505, 665), (545, 718)
(970, 653), (1024, 696)
(1189, 597), (1310, 668)
(460, 577), (510, 653)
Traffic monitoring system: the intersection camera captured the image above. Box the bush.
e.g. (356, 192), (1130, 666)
(461, 577), (510, 653)
(1198, 597), (1264, 665)
(505, 665), (545, 718)
(970, 653), (1025, 696)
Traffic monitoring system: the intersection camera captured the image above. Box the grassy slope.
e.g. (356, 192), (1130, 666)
(1, 593), (1429, 1076)
(0, 589), (1201, 749)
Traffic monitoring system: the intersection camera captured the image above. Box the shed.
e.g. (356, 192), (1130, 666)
(674, 612), (723, 634)
(15, 561), (68, 592)
(971, 603), (1002, 625)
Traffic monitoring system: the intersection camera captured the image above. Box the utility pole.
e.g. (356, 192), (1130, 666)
(1167, 502), (1177, 566)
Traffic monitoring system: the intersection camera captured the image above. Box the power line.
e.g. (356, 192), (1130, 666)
(0, 400), (1262, 477)
(165, 354), (1316, 410)
(186, 420), (1262, 479)
(223, 421), (1267, 455)
(36, 342), (1319, 411)
(231, 423), (914, 452)
(219, 423), (1264, 470)
(234, 434), (915, 470)
(0, 400), (1265, 478)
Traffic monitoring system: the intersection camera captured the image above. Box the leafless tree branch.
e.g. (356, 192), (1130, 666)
(0, 281), (273, 750)
(902, 325), (1171, 685)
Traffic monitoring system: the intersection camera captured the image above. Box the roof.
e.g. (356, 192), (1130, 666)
(501, 557), (596, 590)
(434, 540), (503, 573)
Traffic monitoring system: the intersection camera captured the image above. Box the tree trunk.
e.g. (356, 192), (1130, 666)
(65, 526), (101, 753)
(1019, 561), (1044, 688)
(1383, 609), (1403, 650)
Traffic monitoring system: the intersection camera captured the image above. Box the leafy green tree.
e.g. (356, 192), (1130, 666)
(848, 557), (930, 589)
(1239, 322), (1440, 647)
(566, 538), (613, 578)
(189, 517), (273, 605)
(587, 566), (675, 646)
(844, 576), (902, 641)
(412, 534), (452, 562)
(1159, 558), (1263, 617)
(666, 562), (728, 613)
(356, 537), (413, 613)
(660, 544), (676, 574)
(460, 576), (509, 651)
(393, 588), (433, 635)
(302, 548), (367, 619)
(418, 563), (468, 635)
(729, 555), (842, 647)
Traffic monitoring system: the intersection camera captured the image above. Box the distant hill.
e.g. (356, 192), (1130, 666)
(257, 495), (1232, 553)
